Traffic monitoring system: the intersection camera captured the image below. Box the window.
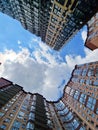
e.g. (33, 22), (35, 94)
(87, 68), (94, 76)
(4, 118), (10, 123)
(79, 94), (87, 104)
(62, 107), (69, 115)
(12, 107), (17, 112)
(80, 79), (85, 84)
(21, 105), (27, 111)
(2, 107), (8, 111)
(30, 105), (35, 111)
(51, 16), (58, 23)
(49, 24), (55, 31)
(70, 89), (75, 96)
(29, 112), (35, 121)
(53, 4), (62, 16)
(82, 69), (87, 76)
(11, 120), (21, 130)
(17, 111), (25, 119)
(72, 119), (80, 129)
(65, 112), (73, 121)
(22, 124), (25, 129)
(0, 112), (4, 117)
(26, 122), (34, 130)
(86, 97), (96, 111)
(6, 104), (11, 107)
(56, 0), (65, 5)
(58, 107), (69, 116)
(79, 126), (86, 130)
(93, 80), (98, 86)
(9, 113), (14, 117)
(96, 107), (98, 114)
(74, 90), (80, 100)
(55, 101), (65, 110)
(0, 124), (6, 129)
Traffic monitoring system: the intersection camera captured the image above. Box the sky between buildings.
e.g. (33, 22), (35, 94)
(0, 12), (98, 101)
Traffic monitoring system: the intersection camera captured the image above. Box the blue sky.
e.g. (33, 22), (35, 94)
(0, 12), (98, 101)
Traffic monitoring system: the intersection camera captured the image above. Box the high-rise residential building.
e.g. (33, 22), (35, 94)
(0, 61), (98, 130)
(85, 12), (98, 50)
(0, 79), (58, 130)
(61, 61), (98, 130)
(0, 0), (97, 50)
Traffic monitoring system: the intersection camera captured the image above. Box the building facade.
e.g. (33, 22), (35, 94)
(0, 81), (55, 130)
(85, 12), (98, 50)
(61, 61), (98, 130)
(0, 0), (97, 50)
(0, 61), (98, 130)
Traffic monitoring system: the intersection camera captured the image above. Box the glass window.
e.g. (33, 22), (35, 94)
(63, 107), (69, 115)
(21, 105), (27, 111)
(29, 112), (35, 121)
(0, 112), (4, 117)
(6, 104), (11, 107)
(74, 90), (80, 100)
(79, 94), (87, 104)
(72, 119), (80, 129)
(86, 97), (96, 111)
(65, 112), (73, 121)
(96, 107), (98, 114)
(82, 69), (87, 76)
(72, 77), (78, 82)
(95, 67), (98, 76)
(56, 0), (65, 5)
(79, 126), (86, 130)
(49, 23), (55, 30)
(11, 120), (21, 130)
(22, 124), (25, 129)
(87, 68), (94, 76)
(58, 107), (69, 116)
(93, 80), (98, 86)
(53, 4), (62, 16)
(0, 124), (6, 129)
(70, 89), (75, 96)
(80, 79), (85, 84)
(2, 107), (8, 111)
(4, 118), (10, 123)
(51, 16), (58, 23)
(26, 122), (34, 130)
(12, 109), (17, 113)
(30, 105), (35, 111)
(55, 100), (65, 110)
(9, 113), (14, 117)
(17, 111), (24, 119)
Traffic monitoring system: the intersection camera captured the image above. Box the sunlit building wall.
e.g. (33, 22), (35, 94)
(85, 13), (98, 50)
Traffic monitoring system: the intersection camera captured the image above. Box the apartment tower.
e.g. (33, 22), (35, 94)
(0, 61), (98, 130)
(0, 0), (97, 50)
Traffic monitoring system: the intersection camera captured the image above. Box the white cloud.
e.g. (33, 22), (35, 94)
(0, 39), (98, 101)
(81, 30), (87, 43)
(17, 40), (21, 45)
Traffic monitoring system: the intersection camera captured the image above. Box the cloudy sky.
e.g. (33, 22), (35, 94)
(0, 12), (98, 101)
